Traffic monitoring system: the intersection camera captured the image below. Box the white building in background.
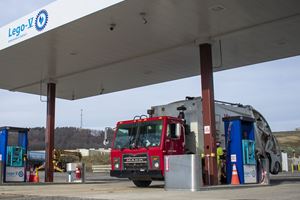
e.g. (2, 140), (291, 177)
(77, 148), (111, 157)
(77, 148), (90, 157)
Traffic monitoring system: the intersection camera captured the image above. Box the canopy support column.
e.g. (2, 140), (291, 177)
(45, 82), (56, 182)
(200, 43), (218, 185)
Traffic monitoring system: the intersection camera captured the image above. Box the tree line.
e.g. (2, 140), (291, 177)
(8, 127), (114, 150)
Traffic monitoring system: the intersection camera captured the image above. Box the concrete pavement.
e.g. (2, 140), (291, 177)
(0, 173), (300, 200)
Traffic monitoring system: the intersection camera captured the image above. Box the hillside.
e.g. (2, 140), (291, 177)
(273, 131), (300, 156)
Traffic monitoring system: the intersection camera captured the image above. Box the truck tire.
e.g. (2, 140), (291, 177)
(272, 162), (280, 175)
(268, 154), (280, 175)
(132, 180), (152, 187)
(267, 154), (273, 173)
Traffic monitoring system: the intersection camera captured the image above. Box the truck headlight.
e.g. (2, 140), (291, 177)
(114, 163), (119, 169)
(151, 156), (160, 169)
(113, 158), (120, 170)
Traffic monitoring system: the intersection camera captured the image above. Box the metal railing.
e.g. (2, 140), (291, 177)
(92, 164), (111, 173)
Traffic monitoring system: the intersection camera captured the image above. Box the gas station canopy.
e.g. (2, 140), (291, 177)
(0, 0), (300, 100)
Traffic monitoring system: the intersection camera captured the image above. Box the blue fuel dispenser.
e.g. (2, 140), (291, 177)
(0, 127), (28, 182)
(223, 117), (257, 184)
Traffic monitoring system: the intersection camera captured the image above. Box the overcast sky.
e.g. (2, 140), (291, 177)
(0, 0), (299, 132)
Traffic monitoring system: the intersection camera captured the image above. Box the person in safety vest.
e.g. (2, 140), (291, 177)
(216, 142), (223, 184)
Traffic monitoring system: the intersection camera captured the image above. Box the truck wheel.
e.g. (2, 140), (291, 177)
(272, 162), (280, 175)
(266, 154), (272, 173)
(132, 180), (152, 187)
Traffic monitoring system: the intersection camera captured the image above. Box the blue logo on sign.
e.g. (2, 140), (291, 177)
(18, 171), (24, 177)
(35, 10), (48, 31)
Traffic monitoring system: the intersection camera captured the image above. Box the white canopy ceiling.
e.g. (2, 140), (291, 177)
(0, 0), (299, 100)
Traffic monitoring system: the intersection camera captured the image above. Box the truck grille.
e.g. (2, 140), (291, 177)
(123, 154), (148, 170)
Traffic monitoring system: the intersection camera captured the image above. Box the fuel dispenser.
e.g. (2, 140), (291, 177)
(223, 117), (257, 184)
(0, 127), (28, 182)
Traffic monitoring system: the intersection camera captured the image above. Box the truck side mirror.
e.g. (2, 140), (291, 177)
(103, 127), (110, 146)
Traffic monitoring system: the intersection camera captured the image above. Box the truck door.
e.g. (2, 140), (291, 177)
(165, 120), (185, 155)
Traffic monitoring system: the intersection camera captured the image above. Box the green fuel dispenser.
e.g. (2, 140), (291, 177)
(0, 127), (28, 182)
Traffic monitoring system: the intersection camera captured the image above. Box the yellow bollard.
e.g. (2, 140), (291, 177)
(291, 164), (294, 173)
(298, 164), (300, 172)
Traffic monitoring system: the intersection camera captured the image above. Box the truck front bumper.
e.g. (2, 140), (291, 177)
(110, 170), (163, 180)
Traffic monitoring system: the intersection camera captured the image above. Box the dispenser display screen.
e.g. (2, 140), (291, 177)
(242, 140), (256, 165)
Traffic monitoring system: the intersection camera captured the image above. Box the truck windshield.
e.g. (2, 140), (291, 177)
(113, 120), (163, 149)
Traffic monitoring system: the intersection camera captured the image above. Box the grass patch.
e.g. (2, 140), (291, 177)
(82, 152), (110, 172)
(274, 131), (300, 157)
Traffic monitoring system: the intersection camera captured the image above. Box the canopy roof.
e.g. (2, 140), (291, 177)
(0, 0), (299, 100)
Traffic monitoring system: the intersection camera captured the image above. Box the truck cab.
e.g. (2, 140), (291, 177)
(110, 116), (185, 187)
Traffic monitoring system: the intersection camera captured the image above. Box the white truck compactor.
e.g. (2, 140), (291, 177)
(149, 97), (281, 174)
